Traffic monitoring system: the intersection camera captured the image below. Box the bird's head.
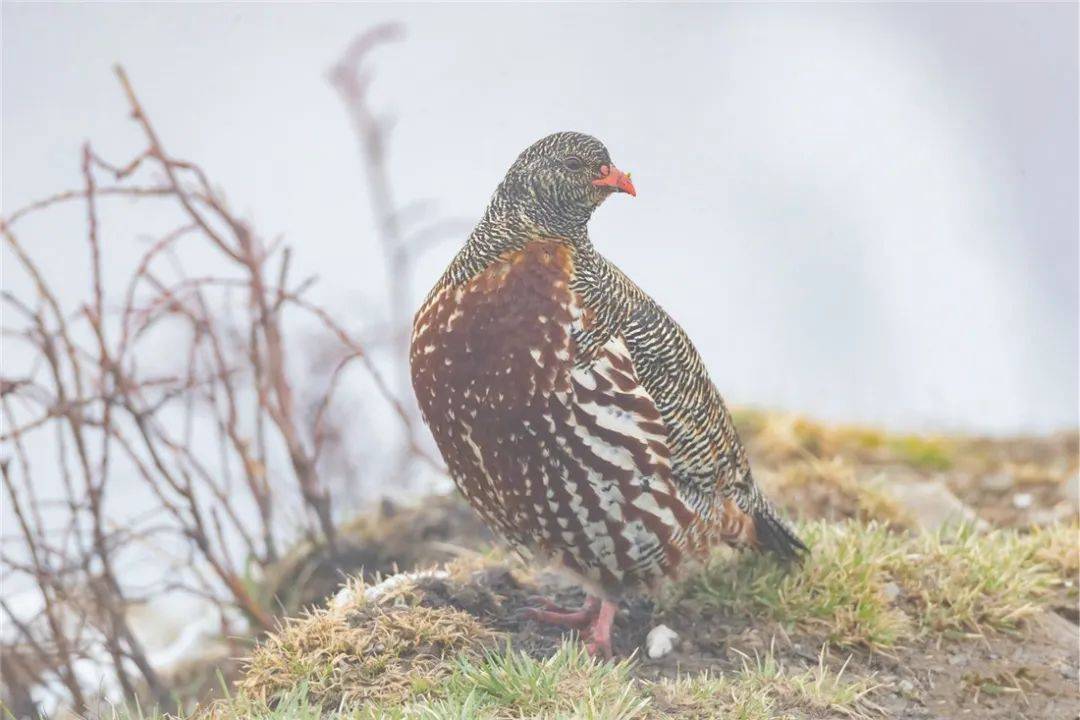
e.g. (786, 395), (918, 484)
(492, 131), (636, 237)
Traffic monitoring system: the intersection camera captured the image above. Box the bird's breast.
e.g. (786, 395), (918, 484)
(411, 239), (578, 409)
(409, 240), (580, 513)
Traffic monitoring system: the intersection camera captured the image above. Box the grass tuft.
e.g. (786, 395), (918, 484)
(906, 524), (1057, 634)
(648, 643), (881, 720)
(683, 522), (911, 648)
(441, 642), (648, 719)
(678, 521), (1067, 649)
(1028, 521), (1080, 581)
(238, 576), (497, 709)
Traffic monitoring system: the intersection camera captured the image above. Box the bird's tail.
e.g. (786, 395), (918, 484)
(748, 488), (807, 562)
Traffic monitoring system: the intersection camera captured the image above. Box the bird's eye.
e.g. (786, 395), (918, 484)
(563, 156), (584, 171)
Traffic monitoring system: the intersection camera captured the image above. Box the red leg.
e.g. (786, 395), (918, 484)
(583, 599), (617, 659)
(522, 594), (618, 659)
(522, 595), (600, 628)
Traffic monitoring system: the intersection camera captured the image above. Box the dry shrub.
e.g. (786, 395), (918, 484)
(1, 25), (459, 715)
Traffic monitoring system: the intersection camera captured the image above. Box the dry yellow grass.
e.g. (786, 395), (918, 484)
(737, 409), (954, 471)
(1029, 521), (1080, 585)
(239, 577), (498, 708)
(759, 455), (913, 527)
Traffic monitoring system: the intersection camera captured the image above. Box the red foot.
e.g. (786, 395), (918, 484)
(522, 595), (617, 659)
(521, 595), (600, 628)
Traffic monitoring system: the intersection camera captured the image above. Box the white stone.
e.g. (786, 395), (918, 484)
(1012, 492), (1033, 509)
(645, 624), (679, 659)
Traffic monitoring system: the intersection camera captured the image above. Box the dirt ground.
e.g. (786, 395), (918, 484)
(402, 559), (1078, 720)
(236, 421), (1080, 718)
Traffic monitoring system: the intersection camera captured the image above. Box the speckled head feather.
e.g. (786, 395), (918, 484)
(487, 131), (633, 239)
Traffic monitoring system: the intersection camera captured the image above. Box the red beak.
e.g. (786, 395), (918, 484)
(592, 164), (637, 197)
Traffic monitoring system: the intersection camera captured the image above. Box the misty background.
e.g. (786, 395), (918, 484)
(1, 4), (1078, 710)
(4, 1), (1077, 440)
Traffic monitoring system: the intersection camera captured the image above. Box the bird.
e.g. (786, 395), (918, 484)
(409, 131), (805, 658)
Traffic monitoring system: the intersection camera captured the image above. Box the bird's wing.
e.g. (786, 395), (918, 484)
(575, 260), (747, 496)
(576, 259), (805, 558)
(558, 327), (711, 583)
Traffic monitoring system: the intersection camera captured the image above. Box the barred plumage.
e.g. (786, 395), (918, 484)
(410, 131), (803, 656)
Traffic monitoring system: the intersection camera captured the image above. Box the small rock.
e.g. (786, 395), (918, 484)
(1012, 492), (1033, 509)
(883, 582), (901, 602)
(1064, 475), (1079, 504)
(884, 479), (986, 532)
(898, 679), (915, 695)
(645, 624), (680, 659)
(980, 473), (1014, 493)
(1029, 509), (1057, 526)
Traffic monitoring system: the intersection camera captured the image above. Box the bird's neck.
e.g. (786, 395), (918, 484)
(450, 201), (594, 284)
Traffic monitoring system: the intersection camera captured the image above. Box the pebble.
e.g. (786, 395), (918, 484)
(980, 473), (1014, 493)
(1029, 509), (1056, 526)
(883, 582), (902, 602)
(645, 624), (680, 659)
(1064, 475), (1079, 504)
(884, 479), (985, 531)
(1012, 492), (1033, 509)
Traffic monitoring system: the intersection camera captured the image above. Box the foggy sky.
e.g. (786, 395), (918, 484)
(4, 2), (1078, 434)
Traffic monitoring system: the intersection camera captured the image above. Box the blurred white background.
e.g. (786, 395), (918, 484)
(4, 2), (1077, 435)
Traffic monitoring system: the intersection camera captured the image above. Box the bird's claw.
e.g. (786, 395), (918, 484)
(523, 595), (566, 612)
(519, 595), (601, 629)
(517, 595), (617, 659)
